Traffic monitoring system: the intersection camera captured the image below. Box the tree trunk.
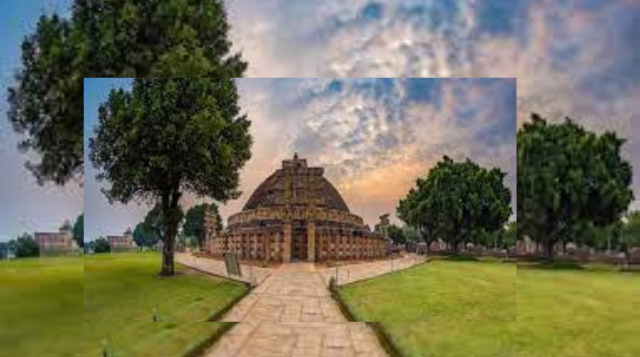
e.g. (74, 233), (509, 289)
(159, 189), (182, 277)
(452, 240), (459, 256)
(545, 240), (554, 260)
(161, 242), (175, 276)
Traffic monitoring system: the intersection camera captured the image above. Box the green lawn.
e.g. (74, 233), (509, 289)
(0, 256), (83, 357)
(515, 265), (640, 357)
(82, 252), (247, 357)
(339, 259), (640, 357)
(338, 258), (516, 322)
(0, 253), (248, 357)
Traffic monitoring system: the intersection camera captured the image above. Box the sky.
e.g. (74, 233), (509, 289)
(226, 0), (640, 206)
(0, 0), (79, 242)
(84, 78), (516, 240)
(1, 0), (639, 240)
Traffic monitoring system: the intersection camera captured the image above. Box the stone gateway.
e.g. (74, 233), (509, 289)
(205, 154), (388, 262)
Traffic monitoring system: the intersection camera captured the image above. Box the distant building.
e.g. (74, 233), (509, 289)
(108, 231), (135, 252)
(35, 226), (76, 256)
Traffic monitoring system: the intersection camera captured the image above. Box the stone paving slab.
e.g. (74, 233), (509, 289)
(176, 253), (274, 285)
(317, 253), (427, 286)
(204, 322), (389, 357)
(222, 263), (345, 323)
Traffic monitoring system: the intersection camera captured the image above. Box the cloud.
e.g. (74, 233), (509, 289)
(228, 79), (516, 226)
(226, 0), (639, 209)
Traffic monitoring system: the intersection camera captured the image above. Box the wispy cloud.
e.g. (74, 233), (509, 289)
(231, 78), (516, 226)
(227, 0), (639, 208)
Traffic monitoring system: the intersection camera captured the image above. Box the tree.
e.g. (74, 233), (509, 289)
(90, 78), (252, 276)
(401, 156), (511, 255)
(15, 233), (40, 258)
(8, 0), (246, 185)
(504, 222), (517, 250)
(402, 225), (421, 243)
(7, 15), (84, 185)
(73, 214), (84, 248)
(72, 0), (246, 77)
(621, 212), (640, 261)
(132, 203), (174, 248)
(387, 224), (406, 246)
(518, 114), (633, 258)
(183, 203), (223, 249)
(133, 222), (159, 248)
(0, 242), (8, 259)
(398, 184), (438, 255)
(92, 237), (111, 254)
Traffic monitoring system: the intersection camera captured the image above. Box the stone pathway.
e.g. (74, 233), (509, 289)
(206, 322), (388, 357)
(176, 253), (274, 285)
(176, 254), (427, 357)
(318, 253), (427, 286)
(222, 263), (344, 323)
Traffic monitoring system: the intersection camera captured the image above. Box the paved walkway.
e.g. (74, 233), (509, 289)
(176, 253), (274, 285)
(205, 322), (388, 357)
(176, 254), (427, 357)
(222, 263), (344, 322)
(317, 254), (427, 286)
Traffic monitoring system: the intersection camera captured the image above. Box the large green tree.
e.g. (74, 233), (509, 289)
(621, 211), (640, 260)
(90, 78), (252, 276)
(132, 204), (171, 247)
(8, 0), (245, 185)
(398, 183), (438, 254)
(132, 223), (159, 248)
(92, 237), (111, 254)
(386, 224), (406, 246)
(400, 156), (511, 255)
(73, 213), (84, 248)
(183, 203), (222, 249)
(517, 114), (633, 257)
(15, 233), (40, 258)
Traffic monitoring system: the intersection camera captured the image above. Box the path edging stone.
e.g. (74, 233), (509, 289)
(183, 322), (237, 357)
(330, 278), (406, 357)
(207, 284), (254, 322)
(368, 322), (405, 357)
(329, 277), (357, 322)
(333, 257), (432, 288)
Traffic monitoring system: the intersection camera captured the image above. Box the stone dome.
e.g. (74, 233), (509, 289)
(243, 154), (350, 212)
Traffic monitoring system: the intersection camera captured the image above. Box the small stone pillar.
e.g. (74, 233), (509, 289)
(307, 221), (316, 262)
(283, 222), (292, 262)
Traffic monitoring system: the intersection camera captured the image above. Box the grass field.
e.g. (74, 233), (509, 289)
(339, 259), (640, 357)
(338, 258), (516, 322)
(0, 253), (248, 357)
(515, 264), (640, 357)
(0, 256), (83, 357)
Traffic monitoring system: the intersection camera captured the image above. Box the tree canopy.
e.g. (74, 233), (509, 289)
(621, 211), (640, 252)
(386, 224), (406, 246)
(73, 214), (84, 248)
(15, 233), (40, 258)
(183, 203), (223, 249)
(7, 0), (245, 185)
(399, 156), (511, 254)
(89, 78), (252, 275)
(92, 237), (111, 254)
(517, 114), (633, 257)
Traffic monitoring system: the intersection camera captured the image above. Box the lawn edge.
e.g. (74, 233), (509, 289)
(367, 322), (405, 357)
(330, 284), (406, 357)
(182, 322), (237, 357)
(329, 281), (357, 322)
(177, 263), (253, 322)
(335, 257), (432, 289)
(206, 283), (253, 321)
